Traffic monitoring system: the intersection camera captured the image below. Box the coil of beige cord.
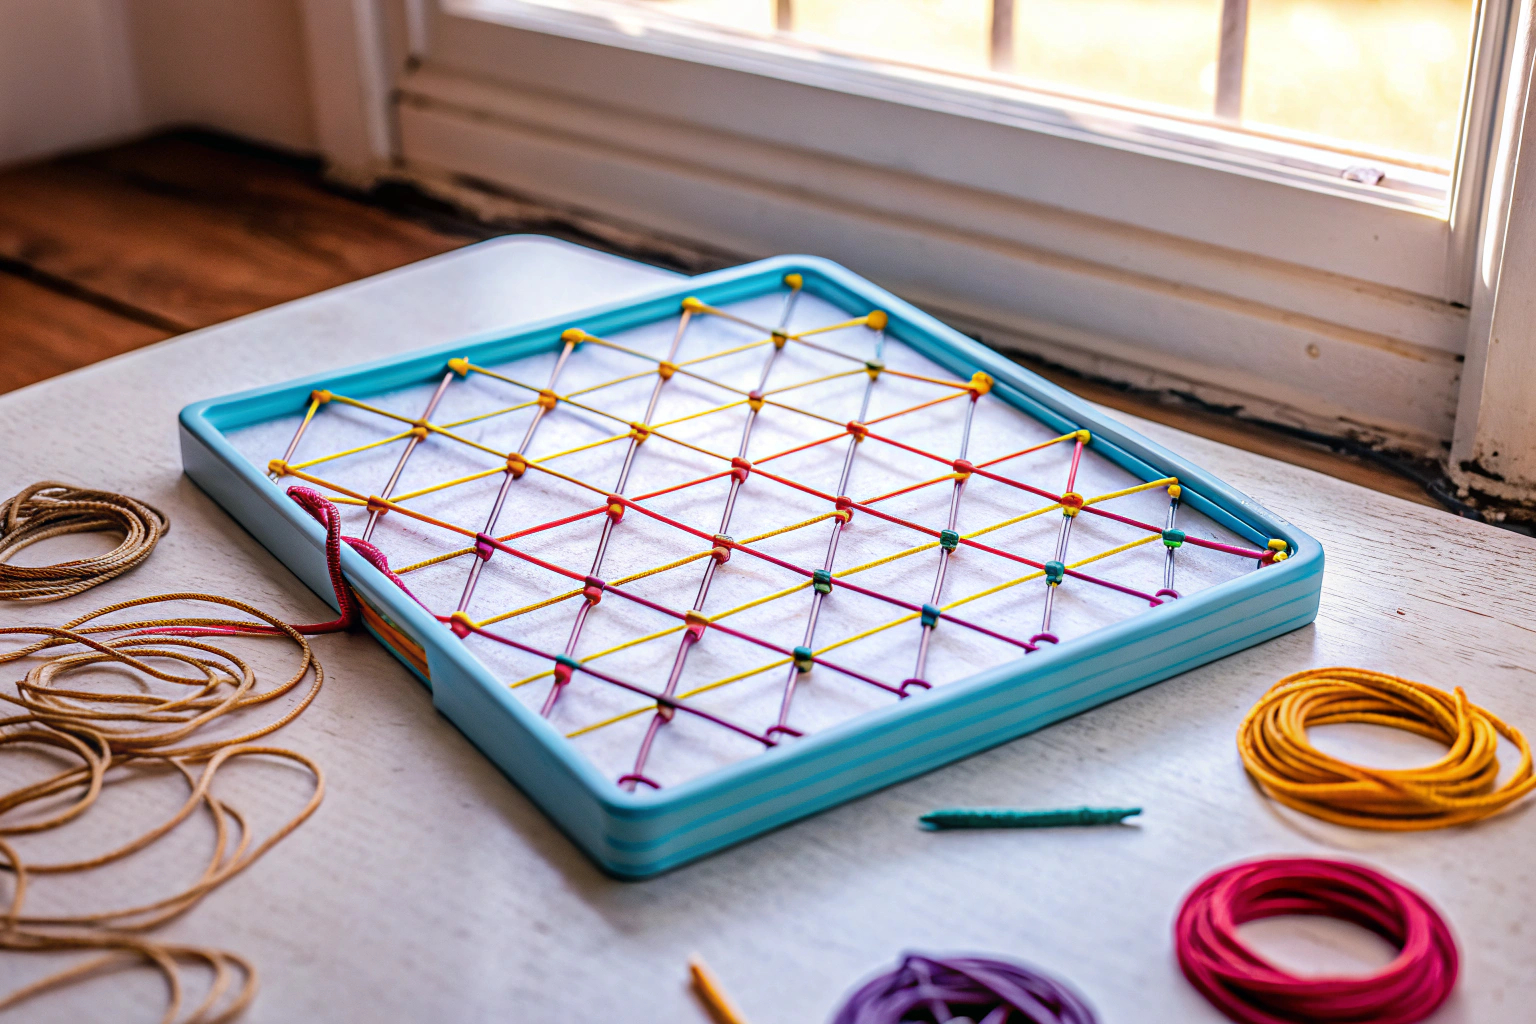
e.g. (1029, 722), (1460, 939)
(0, 482), (340, 1022)
(0, 481), (168, 601)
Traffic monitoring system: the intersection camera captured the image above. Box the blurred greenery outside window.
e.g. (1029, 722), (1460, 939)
(541, 0), (1477, 170)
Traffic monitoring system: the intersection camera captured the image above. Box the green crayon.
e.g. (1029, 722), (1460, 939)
(919, 806), (1142, 830)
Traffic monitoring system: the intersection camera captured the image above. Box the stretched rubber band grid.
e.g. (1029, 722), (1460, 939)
(264, 279), (1279, 789)
(1239, 667), (1536, 829)
(1175, 858), (1458, 1024)
(831, 952), (1097, 1024)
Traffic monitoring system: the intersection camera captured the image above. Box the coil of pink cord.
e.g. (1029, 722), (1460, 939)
(1175, 858), (1457, 1024)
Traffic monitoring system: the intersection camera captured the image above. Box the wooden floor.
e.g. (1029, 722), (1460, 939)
(0, 130), (1438, 510)
(0, 132), (481, 392)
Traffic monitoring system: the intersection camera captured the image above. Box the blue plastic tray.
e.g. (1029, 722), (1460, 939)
(179, 255), (1323, 878)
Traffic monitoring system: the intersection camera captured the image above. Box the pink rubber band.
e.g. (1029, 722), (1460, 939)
(1174, 858), (1458, 1024)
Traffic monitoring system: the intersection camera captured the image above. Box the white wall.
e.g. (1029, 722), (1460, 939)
(128, 0), (317, 154)
(0, 0), (317, 169)
(0, 0), (143, 166)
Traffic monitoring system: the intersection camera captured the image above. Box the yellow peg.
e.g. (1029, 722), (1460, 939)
(689, 956), (749, 1024)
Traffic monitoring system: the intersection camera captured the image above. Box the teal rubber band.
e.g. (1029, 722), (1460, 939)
(1044, 560), (1066, 585)
(939, 529), (960, 551)
(1162, 528), (1186, 548)
(920, 806), (1141, 830)
(921, 603), (941, 628)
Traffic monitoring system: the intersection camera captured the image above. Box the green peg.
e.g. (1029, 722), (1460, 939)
(919, 806), (1142, 830)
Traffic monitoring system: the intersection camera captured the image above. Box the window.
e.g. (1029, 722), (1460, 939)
(311, 0), (1534, 485)
(477, 0), (1482, 199)
(612, 0), (1477, 171)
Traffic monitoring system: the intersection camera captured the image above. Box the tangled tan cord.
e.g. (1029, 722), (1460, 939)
(0, 482), (168, 602)
(0, 592), (325, 1023)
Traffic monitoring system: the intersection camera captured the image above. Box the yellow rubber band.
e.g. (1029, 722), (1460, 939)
(1239, 667), (1536, 830)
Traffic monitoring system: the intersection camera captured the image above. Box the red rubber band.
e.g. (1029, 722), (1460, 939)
(1174, 858), (1457, 1024)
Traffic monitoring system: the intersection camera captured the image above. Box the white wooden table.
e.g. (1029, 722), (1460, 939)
(3, 236), (1532, 1023)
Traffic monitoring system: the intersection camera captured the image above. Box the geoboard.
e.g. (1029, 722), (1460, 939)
(179, 255), (1323, 877)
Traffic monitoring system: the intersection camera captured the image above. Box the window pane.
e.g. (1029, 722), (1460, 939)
(532, 0), (1479, 165)
(1009, 0), (1221, 115)
(630, 0), (773, 33)
(1242, 0), (1476, 164)
(792, 1), (991, 76)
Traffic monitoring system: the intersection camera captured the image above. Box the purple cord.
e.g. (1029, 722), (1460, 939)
(832, 953), (1098, 1024)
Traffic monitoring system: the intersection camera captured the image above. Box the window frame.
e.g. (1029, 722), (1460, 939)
(408, 0), (1508, 303)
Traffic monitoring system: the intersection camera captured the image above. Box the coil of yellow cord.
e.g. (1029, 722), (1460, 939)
(0, 481), (167, 601)
(1238, 667), (1536, 830)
